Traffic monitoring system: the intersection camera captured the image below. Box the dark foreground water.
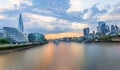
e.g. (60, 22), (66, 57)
(0, 42), (120, 70)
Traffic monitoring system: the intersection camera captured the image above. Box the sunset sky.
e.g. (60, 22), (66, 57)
(45, 32), (83, 39)
(0, 0), (120, 39)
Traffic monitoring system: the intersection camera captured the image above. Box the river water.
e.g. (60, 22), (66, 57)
(0, 42), (120, 70)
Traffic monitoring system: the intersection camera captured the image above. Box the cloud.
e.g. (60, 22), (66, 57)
(23, 13), (57, 31)
(22, 12), (89, 33)
(83, 9), (92, 19)
(99, 14), (120, 21)
(0, 0), (20, 11)
(71, 22), (88, 29)
(23, 0), (33, 6)
(0, 0), (32, 11)
(67, 0), (82, 12)
(67, 0), (119, 12)
(67, 0), (97, 12)
(83, 4), (107, 20)
(0, 15), (6, 19)
(24, 13), (57, 23)
(0, 0), (120, 34)
(98, 3), (120, 22)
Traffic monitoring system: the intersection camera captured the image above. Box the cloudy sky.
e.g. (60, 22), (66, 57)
(0, 0), (120, 34)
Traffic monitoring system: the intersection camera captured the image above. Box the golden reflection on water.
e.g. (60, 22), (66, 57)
(32, 42), (55, 70)
(0, 43), (84, 70)
(47, 42), (85, 70)
(0, 43), (120, 70)
(0, 42), (85, 70)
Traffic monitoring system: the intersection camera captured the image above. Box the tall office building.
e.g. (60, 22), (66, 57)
(111, 25), (116, 34)
(111, 25), (119, 34)
(98, 21), (105, 26)
(18, 13), (24, 32)
(83, 28), (90, 37)
(115, 25), (119, 33)
(97, 26), (101, 34)
(97, 21), (110, 35)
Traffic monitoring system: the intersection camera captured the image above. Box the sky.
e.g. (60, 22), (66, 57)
(0, 0), (120, 36)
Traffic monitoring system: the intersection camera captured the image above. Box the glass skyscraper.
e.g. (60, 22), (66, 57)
(98, 21), (105, 26)
(111, 25), (119, 34)
(83, 28), (90, 37)
(97, 21), (110, 35)
(18, 13), (24, 32)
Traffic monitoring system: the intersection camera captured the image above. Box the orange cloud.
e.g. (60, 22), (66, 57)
(45, 32), (83, 40)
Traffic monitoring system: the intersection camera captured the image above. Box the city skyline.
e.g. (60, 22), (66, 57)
(0, 0), (120, 36)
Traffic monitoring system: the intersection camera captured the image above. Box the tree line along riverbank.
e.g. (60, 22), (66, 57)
(0, 42), (48, 54)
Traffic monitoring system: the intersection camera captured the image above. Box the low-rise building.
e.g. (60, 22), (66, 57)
(1, 27), (28, 44)
(0, 29), (5, 38)
(28, 33), (46, 42)
(112, 36), (120, 41)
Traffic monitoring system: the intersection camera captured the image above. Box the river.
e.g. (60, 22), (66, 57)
(0, 42), (120, 70)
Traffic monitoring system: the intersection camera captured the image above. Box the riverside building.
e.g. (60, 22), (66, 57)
(83, 28), (90, 38)
(97, 21), (110, 35)
(3, 27), (27, 44)
(28, 33), (46, 42)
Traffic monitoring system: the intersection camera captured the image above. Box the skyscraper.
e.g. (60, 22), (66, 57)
(83, 28), (90, 37)
(98, 21), (105, 26)
(18, 13), (24, 32)
(97, 21), (110, 35)
(111, 25), (119, 34)
(115, 25), (119, 33)
(111, 25), (116, 34)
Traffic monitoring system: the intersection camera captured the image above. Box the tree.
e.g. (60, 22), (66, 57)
(0, 38), (10, 44)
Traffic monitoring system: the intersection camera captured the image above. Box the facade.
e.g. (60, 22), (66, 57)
(97, 26), (101, 34)
(111, 25), (116, 34)
(99, 21), (105, 26)
(28, 33), (46, 42)
(115, 25), (119, 33)
(83, 28), (90, 37)
(18, 13), (24, 32)
(111, 25), (119, 34)
(106, 25), (110, 32)
(3, 27), (28, 44)
(118, 31), (120, 35)
(97, 21), (110, 35)
(0, 29), (5, 38)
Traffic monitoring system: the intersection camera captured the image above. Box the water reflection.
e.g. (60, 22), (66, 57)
(0, 42), (120, 70)
(48, 42), (84, 70)
(83, 43), (120, 70)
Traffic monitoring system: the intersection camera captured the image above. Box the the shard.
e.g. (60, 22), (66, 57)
(18, 13), (24, 32)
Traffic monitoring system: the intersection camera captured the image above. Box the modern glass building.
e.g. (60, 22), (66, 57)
(98, 21), (105, 26)
(111, 25), (120, 34)
(111, 25), (116, 34)
(97, 21), (110, 35)
(3, 27), (28, 44)
(18, 13), (24, 32)
(83, 28), (90, 37)
(97, 26), (101, 34)
(0, 29), (5, 38)
(115, 25), (119, 33)
(28, 33), (46, 42)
